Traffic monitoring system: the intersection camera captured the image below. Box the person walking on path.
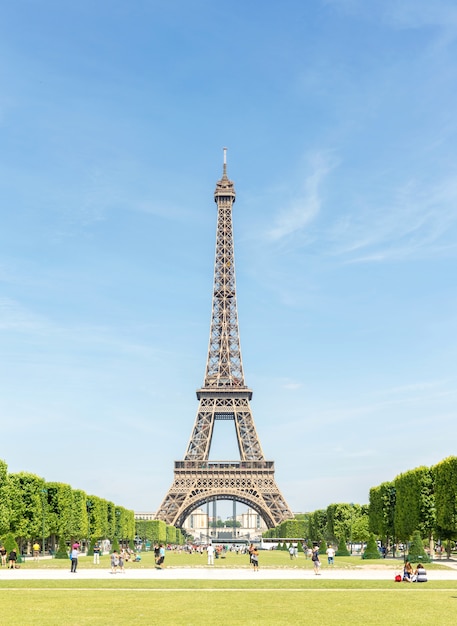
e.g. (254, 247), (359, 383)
(93, 544), (100, 565)
(326, 544), (335, 565)
(33, 542), (40, 560)
(111, 551), (119, 574)
(70, 546), (79, 573)
(251, 547), (259, 572)
(312, 546), (321, 575)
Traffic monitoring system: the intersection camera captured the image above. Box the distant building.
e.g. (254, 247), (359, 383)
(134, 511), (155, 521)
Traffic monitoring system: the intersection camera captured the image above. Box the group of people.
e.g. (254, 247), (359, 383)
(403, 561), (428, 583)
(0, 545), (17, 569)
(153, 544), (166, 569)
(110, 550), (126, 574)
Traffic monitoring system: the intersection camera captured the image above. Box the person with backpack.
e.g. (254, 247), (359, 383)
(70, 545), (79, 573)
(311, 546), (321, 575)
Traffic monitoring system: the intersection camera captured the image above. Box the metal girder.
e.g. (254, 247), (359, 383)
(154, 463), (291, 529)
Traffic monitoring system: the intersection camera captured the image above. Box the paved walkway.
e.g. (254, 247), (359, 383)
(2, 565), (457, 581)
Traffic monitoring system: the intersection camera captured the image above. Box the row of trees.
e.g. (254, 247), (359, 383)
(263, 505), (370, 548)
(369, 456), (457, 554)
(0, 459), (135, 553)
(135, 519), (185, 546)
(264, 456), (457, 558)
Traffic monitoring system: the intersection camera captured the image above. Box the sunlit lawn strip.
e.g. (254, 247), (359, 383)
(1, 579), (457, 589)
(3, 587), (457, 625)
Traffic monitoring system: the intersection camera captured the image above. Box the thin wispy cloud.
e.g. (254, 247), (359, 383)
(325, 0), (457, 39)
(266, 152), (337, 242)
(329, 176), (457, 262)
(0, 298), (47, 332)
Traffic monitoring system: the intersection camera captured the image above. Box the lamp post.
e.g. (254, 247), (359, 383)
(41, 488), (47, 558)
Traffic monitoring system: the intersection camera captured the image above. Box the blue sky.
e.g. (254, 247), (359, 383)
(1, 0), (456, 518)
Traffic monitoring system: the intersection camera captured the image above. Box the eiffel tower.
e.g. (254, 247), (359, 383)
(155, 150), (293, 529)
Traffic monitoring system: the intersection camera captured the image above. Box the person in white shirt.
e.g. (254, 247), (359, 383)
(326, 545), (335, 565)
(207, 543), (215, 565)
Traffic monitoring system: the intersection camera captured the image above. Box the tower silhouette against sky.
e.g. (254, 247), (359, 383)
(155, 150), (293, 528)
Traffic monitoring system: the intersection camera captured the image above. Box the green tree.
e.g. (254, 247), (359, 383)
(8, 472), (46, 550)
(115, 506), (134, 547)
(433, 456), (457, 554)
(2, 531), (18, 554)
(308, 509), (327, 543)
(107, 501), (116, 541)
(352, 514), (370, 545)
(319, 539), (327, 555)
(166, 525), (177, 544)
(327, 503), (363, 544)
(369, 482), (396, 550)
(394, 467), (435, 544)
(69, 489), (88, 541)
(87, 496), (109, 541)
(46, 482), (72, 550)
(276, 519), (306, 538)
(54, 536), (69, 559)
(0, 459), (11, 536)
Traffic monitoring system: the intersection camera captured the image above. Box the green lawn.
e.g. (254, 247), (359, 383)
(1, 553), (457, 624)
(1, 580), (457, 625)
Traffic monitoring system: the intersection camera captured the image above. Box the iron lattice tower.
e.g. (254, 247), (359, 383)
(155, 150), (293, 528)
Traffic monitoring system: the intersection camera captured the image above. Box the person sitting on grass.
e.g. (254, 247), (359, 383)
(403, 561), (414, 582)
(414, 562), (428, 583)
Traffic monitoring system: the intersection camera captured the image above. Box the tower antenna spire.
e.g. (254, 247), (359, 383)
(223, 146), (227, 176)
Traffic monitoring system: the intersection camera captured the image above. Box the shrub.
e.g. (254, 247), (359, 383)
(87, 539), (96, 556)
(54, 537), (69, 559)
(408, 531), (431, 563)
(335, 537), (350, 556)
(362, 533), (381, 559)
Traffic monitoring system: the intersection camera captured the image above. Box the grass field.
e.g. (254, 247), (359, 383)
(2, 580), (457, 625)
(1, 552), (456, 624)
